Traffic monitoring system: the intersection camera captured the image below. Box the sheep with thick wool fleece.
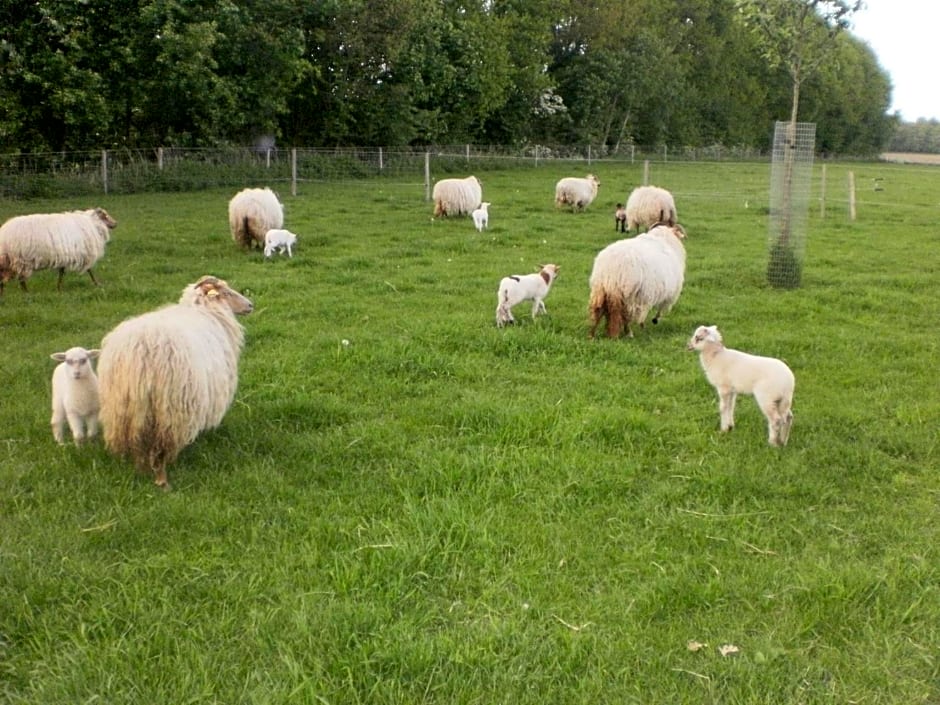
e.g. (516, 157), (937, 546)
(687, 325), (795, 446)
(50, 346), (101, 446)
(229, 187), (284, 250)
(0, 207), (116, 294)
(495, 264), (560, 327)
(472, 202), (490, 232)
(625, 185), (677, 232)
(588, 223), (686, 338)
(264, 228), (298, 258)
(97, 276), (253, 490)
(555, 174), (600, 211)
(432, 176), (482, 218)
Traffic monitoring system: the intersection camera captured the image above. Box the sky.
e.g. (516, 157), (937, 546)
(850, 0), (940, 122)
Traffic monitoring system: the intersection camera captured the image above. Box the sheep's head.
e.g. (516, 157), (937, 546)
(50, 346), (100, 379)
(183, 275), (254, 315)
(92, 208), (118, 229)
(650, 222), (685, 239)
(687, 325), (722, 351)
(587, 174), (600, 186)
(538, 263), (560, 285)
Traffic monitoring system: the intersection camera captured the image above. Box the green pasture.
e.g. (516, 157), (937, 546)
(2, 161), (939, 703)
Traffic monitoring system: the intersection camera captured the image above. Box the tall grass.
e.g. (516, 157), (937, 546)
(2, 161), (940, 703)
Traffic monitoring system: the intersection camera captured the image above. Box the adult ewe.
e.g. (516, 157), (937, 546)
(432, 176), (482, 218)
(0, 208), (117, 294)
(555, 174), (600, 211)
(687, 325), (795, 446)
(97, 276), (253, 489)
(625, 185), (677, 232)
(588, 222), (687, 338)
(229, 187), (284, 250)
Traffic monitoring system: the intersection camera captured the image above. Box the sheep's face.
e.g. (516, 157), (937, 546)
(538, 263), (560, 285)
(687, 325), (721, 351)
(93, 208), (118, 229)
(192, 275), (254, 315)
(51, 346), (100, 379)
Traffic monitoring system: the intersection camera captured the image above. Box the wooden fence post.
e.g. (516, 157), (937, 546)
(848, 170), (856, 221)
(157, 147), (164, 171)
(291, 148), (297, 196)
(819, 163), (827, 219)
(424, 152), (431, 202)
(643, 160), (650, 186)
(101, 150), (108, 194)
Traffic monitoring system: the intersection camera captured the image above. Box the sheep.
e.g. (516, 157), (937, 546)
(554, 174), (600, 211)
(687, 325), (795, 446)
(49, 346), (101, 446)
(625, 185), (677, 232)
(588, 222), (686, 338)
(432, 176), (482, 218)
(495, 264), (560, 328)
(615, 203), (627, 233)
(0, 207), (117, 294)
(264, 228), (298, 258)
(472, 202), (490, 232)
(97, 275), (254, 489)
(228, 187), (284, 250)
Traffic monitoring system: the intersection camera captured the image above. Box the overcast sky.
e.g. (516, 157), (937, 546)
(850, 0), (940, 122)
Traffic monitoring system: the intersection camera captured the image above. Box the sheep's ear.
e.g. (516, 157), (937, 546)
(87, 349), (100, 359)
(51, 352), (66, 362)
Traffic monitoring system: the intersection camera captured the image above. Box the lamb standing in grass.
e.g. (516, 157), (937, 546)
(615, 203), (627, 232)
(50, 346), (100, 446)
(625, 185), (677, 232)
(0, 208), (117, 294)
(495, 264), (560, 327)
(228, 187), (284, 250)
(555, 175), (600, 211)
(472, 202), (490, 232)
(432, 176), (482, 218)
(687, 325), (795, 446)
(264, 228), (298, 258)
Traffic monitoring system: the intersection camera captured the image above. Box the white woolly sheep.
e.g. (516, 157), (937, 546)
(0, 207), (117, 294)
(229, 187), (284, 250)
(495, 264), (560, 328)
(687, 325), (795, 446)
(472, 202), (490, 232)
(50, 346), (101, 446)
(555, 174), (600, 211)
(432, 176), (482, 218)
(264, 228), (298, 258)
(625, 185), (677, 232)
(97, 275), (254, 489)
(588, 223), (686, 338)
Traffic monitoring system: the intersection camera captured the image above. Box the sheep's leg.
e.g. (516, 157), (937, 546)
(718, 389), (736, 432)
(57, 268), (66, 291)
(87, 269), (101, 287)
(153, 465), (171, 491)
(85, 414), (99, 441)
(65, 412), (87, 446)
(51, 406), (67, 445)
(778, 410), (794, 446)
(532, 298), (546, 318)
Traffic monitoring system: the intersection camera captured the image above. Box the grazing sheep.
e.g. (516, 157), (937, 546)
(0, 208), (117, 294)
(97, 275), (254, 489)
(555, 174), (600, 211)
(615, 203), (627, 232)
(432, 176), (482, 218)
(588, 222), (686, 338)
(495, 264), (560, 328)
(472, 202), (490, 232)
(625, 185), (677, 232)
(264, 228), (298, 258)
(50, 346), (101, 446)
(687, 325), (795, 446)
(229, 187), (284, 250)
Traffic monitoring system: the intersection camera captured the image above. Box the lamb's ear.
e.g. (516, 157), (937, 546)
(87, 349), (101, 359)
(50, 352), (66, 362)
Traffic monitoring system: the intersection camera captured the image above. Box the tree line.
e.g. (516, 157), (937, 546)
(0, 0), (897, 155)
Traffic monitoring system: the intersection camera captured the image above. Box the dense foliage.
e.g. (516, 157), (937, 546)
(0, 0), (895, 153)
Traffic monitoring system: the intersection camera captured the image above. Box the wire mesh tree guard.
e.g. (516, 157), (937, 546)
(767, 121), (815, 288)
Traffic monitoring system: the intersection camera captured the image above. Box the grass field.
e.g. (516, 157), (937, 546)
(2, 160), (940, 703)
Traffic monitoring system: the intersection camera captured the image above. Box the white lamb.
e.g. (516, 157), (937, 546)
(495, 264), (560, 328)
(432, 176), (482, 218)
(588, 223), (686, 338)
(264, 228), (298, 258)
(97, 276), (253, 489)
(50, 346), (101, 446)
(0, 207), (117, 294)
(555, 174), (600, 211)
(472, 202), (490, 232)
(687, 325), (795, 446)
(625, 185), (677, 232)
(228, 187), (284, 250)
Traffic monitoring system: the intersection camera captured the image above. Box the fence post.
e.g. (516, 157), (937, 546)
(534, 145), (539, 168)
(587, 144), (591, 166)
(424, 152), (431, 202)
(266, 149), (271, 168)
(291, 148), (297, 197)
(465, 144), (470, 164)
(101, 149), (108, 195)
(819, 163), (827, 219)
(630, 144), (635, 164)
(157, 147), (164, 171)
(848, 170), (856, 221)
(643, 160), (650, 186)
(662, 145), (667, 162)
(378, 147), (384, 171)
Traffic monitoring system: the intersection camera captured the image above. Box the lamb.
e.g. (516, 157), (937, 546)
(264, 228), (298, 258)
(50, 346), (101, 446)
(495, 264), (560, 328)
(625, 185), (677, 232)
(615, 203), (627, 232)
(588, 222), (686, 338)
(554, 174), (600, 211)
(687, 325), (795, 446)
(228, 187), (284, 250)
(0, 207), (117, 294)
(97, 275), (254, 489)
(432, 176), (482, 218)
(472, 202), (490, 232)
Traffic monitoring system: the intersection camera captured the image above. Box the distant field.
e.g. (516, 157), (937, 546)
(881, 151), (940, 165)
(2, 161), (940, 703)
